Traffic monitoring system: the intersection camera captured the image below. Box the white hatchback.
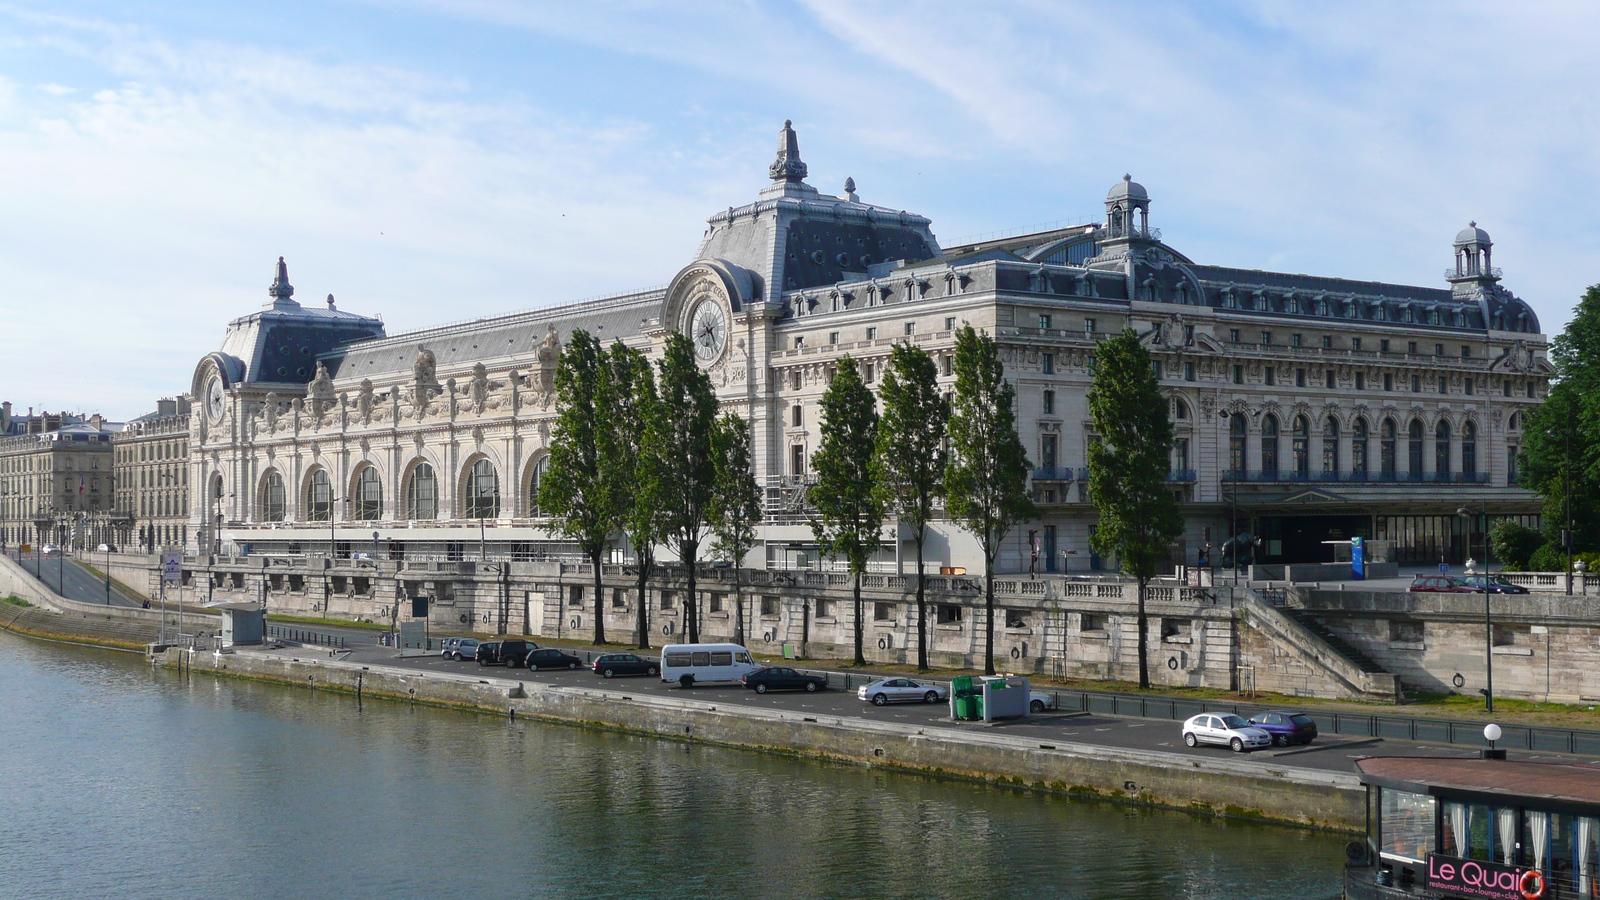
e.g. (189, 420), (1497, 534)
(1182, 713), (1272, 752)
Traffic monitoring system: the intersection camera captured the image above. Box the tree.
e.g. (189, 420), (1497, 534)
(650, 332), (719, 644)
(1488, 519), (1542, 571)
(539, 328), (617, 644)
(944, 326), (1037, 676)
(600, 340), (664, 649)
(873, 343), (947, 672)
(1087, 328), (1183, 689)
(710, 413), (762, 646)
(809, 356), (885, 666)
(1522, 284), (1600, 561)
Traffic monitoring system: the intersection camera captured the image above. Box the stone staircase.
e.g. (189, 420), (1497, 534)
(1280, 607), (1389, 676)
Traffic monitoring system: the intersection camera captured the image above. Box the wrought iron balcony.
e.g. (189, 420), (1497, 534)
(1166, 469), (1197, 483)
(1032, 466), (1075, 481)
(1445, 265), (1503, 280)
(1219, 469), (1492, 485)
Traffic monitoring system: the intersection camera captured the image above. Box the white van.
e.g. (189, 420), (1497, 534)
(660, 643), (760, 688)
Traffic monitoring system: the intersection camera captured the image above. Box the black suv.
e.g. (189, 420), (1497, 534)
(476, 639), (537, 667)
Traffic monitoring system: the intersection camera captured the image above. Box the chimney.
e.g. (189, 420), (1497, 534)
(157, 398), (177, 416)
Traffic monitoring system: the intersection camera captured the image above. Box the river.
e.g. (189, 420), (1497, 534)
(0, 632), (1345, 900)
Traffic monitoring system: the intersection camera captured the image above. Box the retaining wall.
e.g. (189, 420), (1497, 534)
(153, 647), (1364, 832)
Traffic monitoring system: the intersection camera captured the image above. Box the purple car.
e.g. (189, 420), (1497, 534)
(1246, 711), (1318, 747)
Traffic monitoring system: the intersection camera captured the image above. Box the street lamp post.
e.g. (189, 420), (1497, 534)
(325, 496), (342, 616)
(1459, 504), (1493, 712)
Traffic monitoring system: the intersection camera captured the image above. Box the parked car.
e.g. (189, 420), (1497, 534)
(1181, 713), (1272, 752)
(1247, 711), (1319, 746)
(40, 545), (57, 555)
(1460, 575), (1531, 594)
(742, 666), (827, 694)
(1029, 691), (1057, 715)
(592, 653), (658, 677)
(476, 639), (536, 667)
(1409, 575), (1474, 593)
(96, 543), (117, 552)
(857, 677), (947, 706)
(524, 648), (583, 670)
(442, 637), (480, 661)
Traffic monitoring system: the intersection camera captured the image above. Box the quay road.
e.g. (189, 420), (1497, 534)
(315, 641), (1600, 777)
(12, 551), (143, 608)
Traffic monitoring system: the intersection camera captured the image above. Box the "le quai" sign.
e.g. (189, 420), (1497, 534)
(1426, 853), (1546, 900)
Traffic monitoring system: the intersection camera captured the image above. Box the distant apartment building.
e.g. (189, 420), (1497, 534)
(113, 397), (193, 552)
(0, 403), (121, 550)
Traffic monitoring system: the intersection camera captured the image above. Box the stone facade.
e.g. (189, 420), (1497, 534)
(0, 420), (120, 550)
(113, 397), (193, 552)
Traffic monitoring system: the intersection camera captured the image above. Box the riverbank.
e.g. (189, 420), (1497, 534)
(151, 644), (1365, 832)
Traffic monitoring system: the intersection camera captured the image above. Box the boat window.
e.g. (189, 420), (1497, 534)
(1380, 789), (1436, 862)
(664, 653), (691, 667)
(1577, 817), (1599, 897)
(710, 651), (732, 666)
(691, 652), (710, 666)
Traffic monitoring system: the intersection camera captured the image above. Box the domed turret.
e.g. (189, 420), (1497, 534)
(1455, 221), (1492, 247)
(1448, 221), (1498, 284)
(1103, 174), (1154, 241)
(1107, 173), (1149, 202)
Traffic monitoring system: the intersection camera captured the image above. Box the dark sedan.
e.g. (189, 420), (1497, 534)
(592, 653), (659, 678)
(525, 648), (583, 670)
(1460, 575), (1531, 594)
(1408, 575), (1474, 593)
(741, 666), (827, 694)
(1247, 711), (1319, 746)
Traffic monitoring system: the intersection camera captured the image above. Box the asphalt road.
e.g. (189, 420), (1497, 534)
(341, 644), (1600, 776)
(15, 552), (142, 608)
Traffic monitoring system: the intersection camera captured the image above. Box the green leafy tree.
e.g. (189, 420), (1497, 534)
(710, 413), (762, 646)
(600, 340), (664, 649)
(539, 328), (617, 644)
(1087, 328), (1183, 689)
(810, 357), (885, 666)
(944, 326), (1037, 676)
(1522, 284), (1600, 562)
(650, 332), (719, 644)
(873, 343), (947, 672)
(1488, 519), (1543, 571)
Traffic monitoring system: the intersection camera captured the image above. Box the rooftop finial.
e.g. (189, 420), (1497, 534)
(844, 176), (858, 202)
(769, 119), (808, 183)
(1469, 220), (1476, 228)
(268, 256), (295, 302)
(327, 293), (336, 309)
(1124, 173), (1132, 182)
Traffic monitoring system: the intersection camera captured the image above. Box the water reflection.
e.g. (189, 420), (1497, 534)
(0, 633), (1342, 900)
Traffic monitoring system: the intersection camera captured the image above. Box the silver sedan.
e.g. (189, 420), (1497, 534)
(857, 678), (948, 706)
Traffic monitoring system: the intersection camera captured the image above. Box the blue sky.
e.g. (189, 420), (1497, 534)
(3, 1), (1598, 419)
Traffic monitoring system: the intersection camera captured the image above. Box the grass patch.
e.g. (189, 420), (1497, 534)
(3, 595), (31, 607)
(267, 613), (391, 631)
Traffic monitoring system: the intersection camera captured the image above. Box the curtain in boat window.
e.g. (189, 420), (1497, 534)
(1499, 807), (1519, 865)
(1578, 817), (1597, 897)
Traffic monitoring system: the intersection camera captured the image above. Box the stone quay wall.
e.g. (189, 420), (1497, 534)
(1290, 588), (1600, 703)
(152, 646), (1365, 832)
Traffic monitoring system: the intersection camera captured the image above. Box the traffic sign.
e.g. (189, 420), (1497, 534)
(161, 550), (183, 582)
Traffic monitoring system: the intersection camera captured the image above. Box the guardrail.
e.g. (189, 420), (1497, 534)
(266, 625), (347, 649)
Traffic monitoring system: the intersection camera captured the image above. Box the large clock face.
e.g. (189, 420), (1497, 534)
(206, 377), (225, 422)
(690, 297), (728, 363)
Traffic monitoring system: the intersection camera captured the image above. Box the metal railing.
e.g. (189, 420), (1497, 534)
(266, 625), (347, 649)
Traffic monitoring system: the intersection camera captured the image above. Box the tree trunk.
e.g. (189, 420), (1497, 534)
(853, 571), (865, 666)
(634, 551), (652, 650)
(733, 566), (745, 646)
(592, 546), (607, 645)
(914, 534), (928, 672)
(983, 541), (996, 676)
(1136, 576), (1149, 689)
(684, 544), (699, 643)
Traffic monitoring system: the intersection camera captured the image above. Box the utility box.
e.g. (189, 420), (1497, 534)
(209, 602), (264, 648)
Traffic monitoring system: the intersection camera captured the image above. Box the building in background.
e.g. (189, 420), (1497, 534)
(0, 409), (122, 551)
(183, 122), (1548, 573)
(113, 397), (193, 552)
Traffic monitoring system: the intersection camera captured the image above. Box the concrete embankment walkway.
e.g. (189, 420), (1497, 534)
(0, 553), (217, 651)
(151, 644), (1364, 832)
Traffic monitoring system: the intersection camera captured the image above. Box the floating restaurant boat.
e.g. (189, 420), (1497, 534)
(1347, 755), (1600, 900)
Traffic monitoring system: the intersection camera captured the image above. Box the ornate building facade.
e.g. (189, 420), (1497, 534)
(0, 420), (120, 550)
(186, 122), (1548, 574)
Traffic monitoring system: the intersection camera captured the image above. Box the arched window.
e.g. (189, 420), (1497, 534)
(1352, 417), (1369, 478)
(1436, 420), (1452, 479)
(527, 456), (549, 517)
(1228, 413), (1247, 478)
(406, 463), (437, 520)
(1322, 416), (1339, 475)
(1174, 398), (1188, 420)
(1292, 415), (1310, 479)
(1261, 415), (1279, 478)
(1408, 419), (1425, 479)
(353, 466), (382, 521)
(466, 458), (500, 519)
(1462, 421), (1477, 479)
(306, 469), (332, 522)
(1381, 418), (1397, 480)
(260, 472), (286, 522)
